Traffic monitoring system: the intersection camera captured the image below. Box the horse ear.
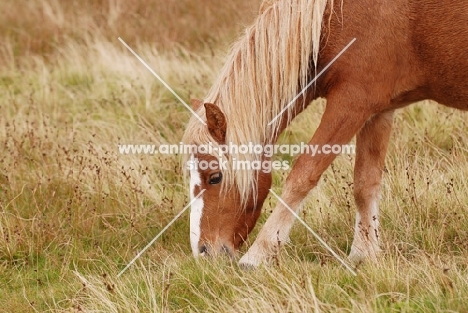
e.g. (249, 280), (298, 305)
(191, 99), (203, 111)
(204, 103), (226, 144)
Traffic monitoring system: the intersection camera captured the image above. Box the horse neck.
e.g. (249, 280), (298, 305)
(266, 92), (315, 146)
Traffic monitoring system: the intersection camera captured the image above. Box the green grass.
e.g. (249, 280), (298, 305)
(1, 0), (468, 312)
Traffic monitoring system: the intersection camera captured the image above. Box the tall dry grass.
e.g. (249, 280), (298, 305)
(0, 0), (261, 311)
(0, 0), (259, 67)
(1, 0), (467, 312)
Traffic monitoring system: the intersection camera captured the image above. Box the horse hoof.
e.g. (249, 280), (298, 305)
(238, 253), (264, 269)
(238, 262), (258, 271)
(348, 247), (380, 266)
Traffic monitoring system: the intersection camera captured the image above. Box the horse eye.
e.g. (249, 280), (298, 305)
(209, 172), (223, 185)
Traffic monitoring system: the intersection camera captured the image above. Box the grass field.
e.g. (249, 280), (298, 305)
(1, 0), (468, 312)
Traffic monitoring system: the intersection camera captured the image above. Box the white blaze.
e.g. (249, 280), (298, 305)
(189, 155), (204, 256)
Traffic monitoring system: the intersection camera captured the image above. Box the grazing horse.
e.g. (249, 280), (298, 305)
(182, 0), (468, 267)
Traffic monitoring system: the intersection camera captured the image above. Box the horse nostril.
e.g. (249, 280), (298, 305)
(199, 244), (209, 255)
(198, 244), (233, 257)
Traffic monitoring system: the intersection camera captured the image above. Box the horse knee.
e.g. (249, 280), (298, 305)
(285, 173), (321, 198)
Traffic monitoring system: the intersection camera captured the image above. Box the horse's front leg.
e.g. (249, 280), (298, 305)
(349, 111), (394, 264)
(239, 88), (374, 267)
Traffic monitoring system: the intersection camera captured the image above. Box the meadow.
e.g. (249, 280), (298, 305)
(1, 0), (467, 312)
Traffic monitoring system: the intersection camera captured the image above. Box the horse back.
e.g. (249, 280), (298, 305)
(320, 0), (468, 110)
(411, 0), (468, 108)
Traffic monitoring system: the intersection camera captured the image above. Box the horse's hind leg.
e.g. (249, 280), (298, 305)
(239, 87), (375, 268)
(349, 111), (394, 265)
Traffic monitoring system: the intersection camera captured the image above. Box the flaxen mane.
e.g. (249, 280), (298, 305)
(259, 0), (279, 14)
(183, 0), (334, 205)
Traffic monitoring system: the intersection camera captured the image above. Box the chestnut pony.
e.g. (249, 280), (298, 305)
(182, 0), (468, 267)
